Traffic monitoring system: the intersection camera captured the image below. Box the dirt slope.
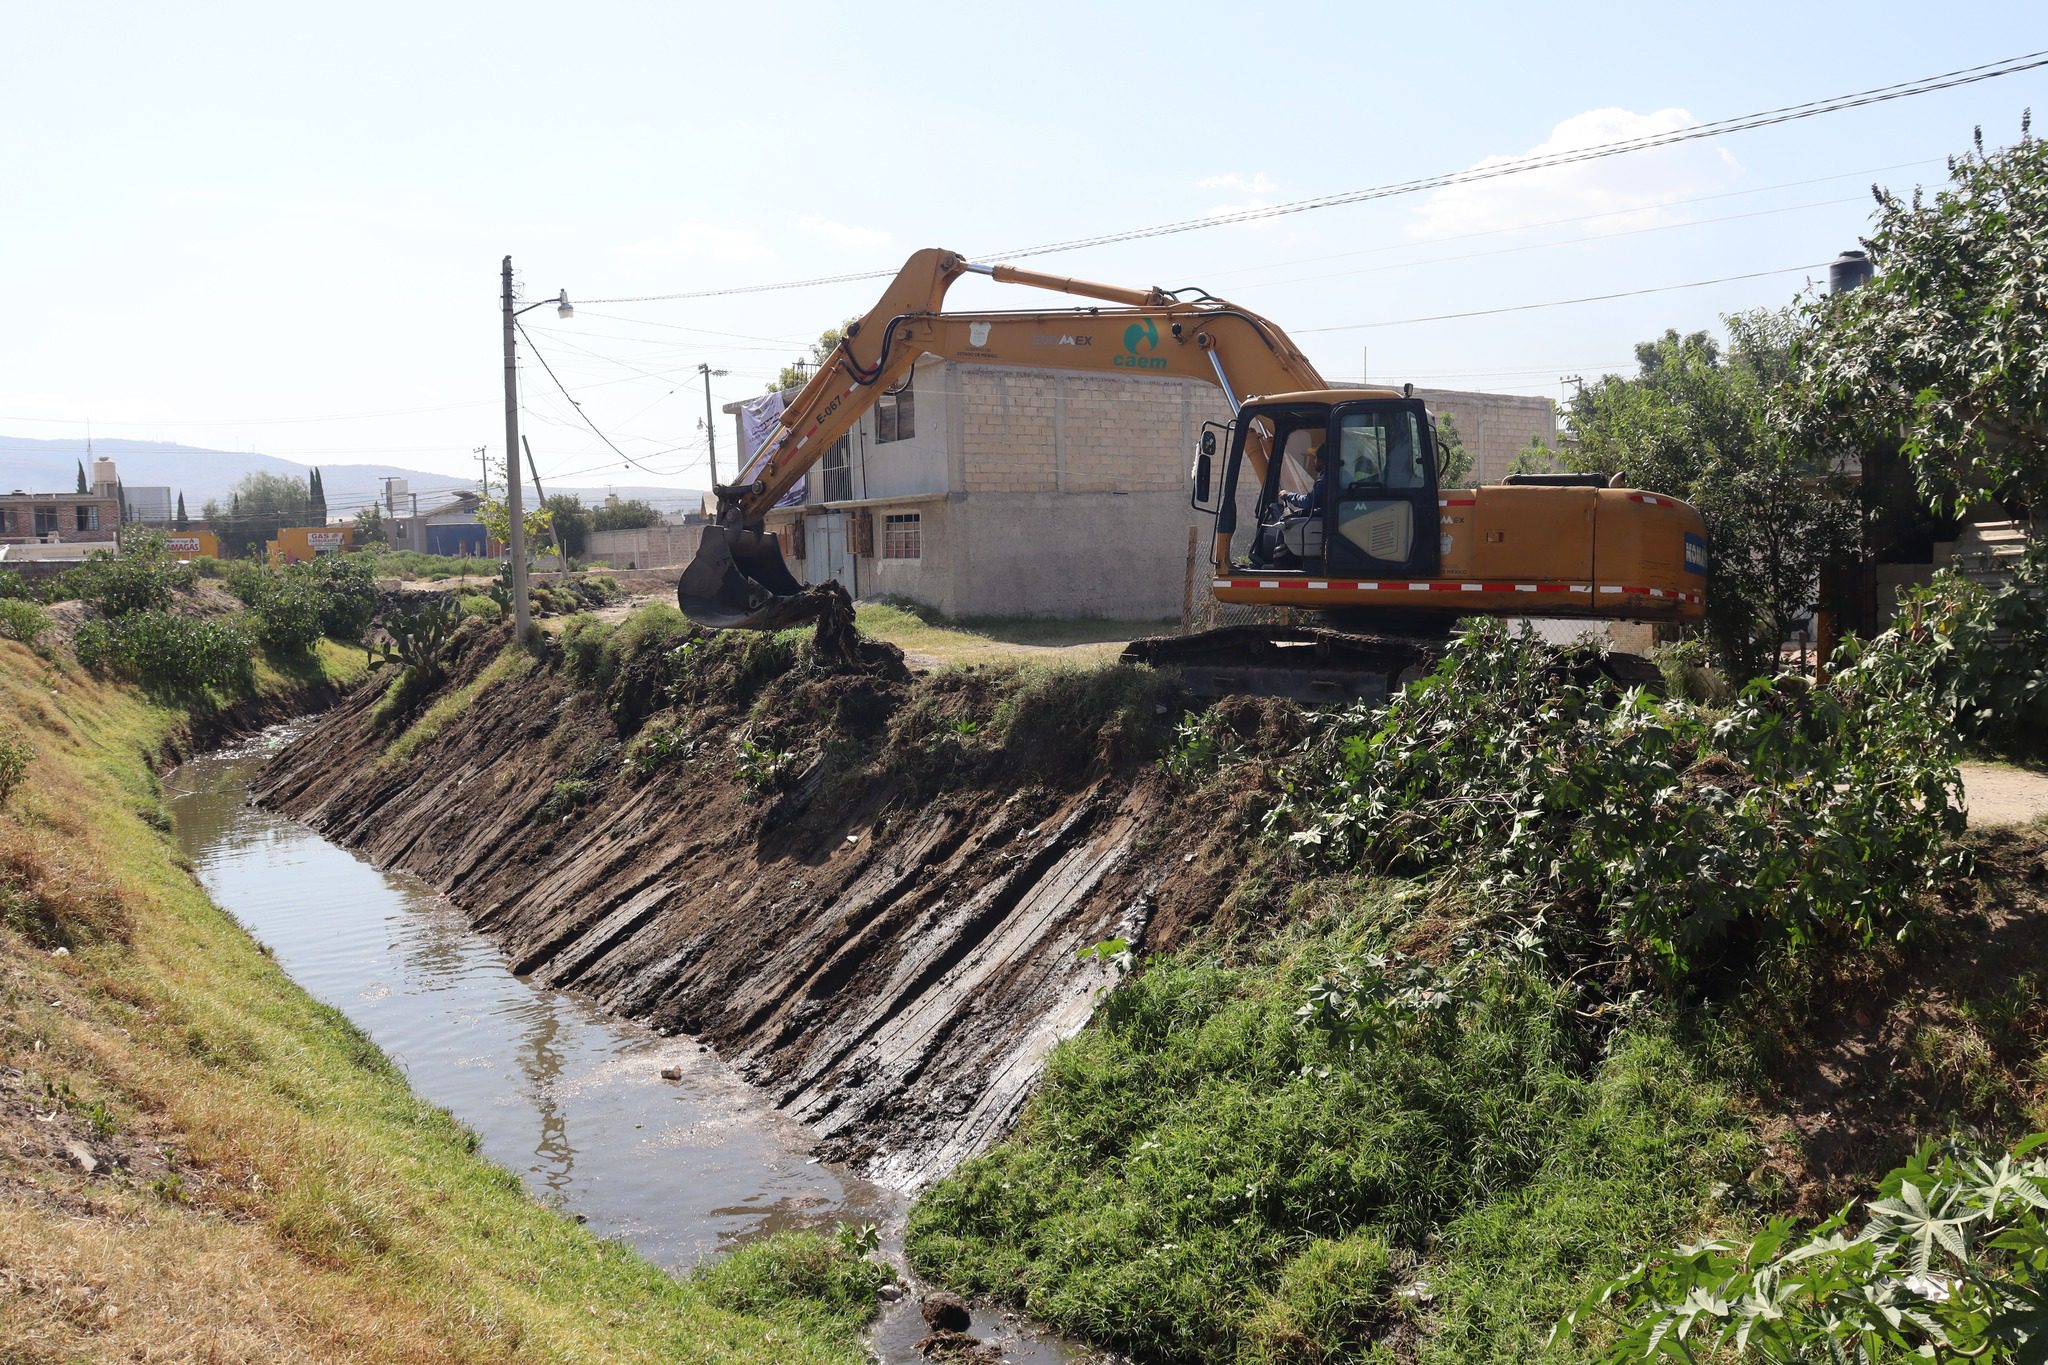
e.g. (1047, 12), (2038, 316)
(253, 623), (1242, 1189)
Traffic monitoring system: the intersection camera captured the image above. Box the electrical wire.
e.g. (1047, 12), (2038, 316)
(514, 320), (681, 479)
(579, 52), (2048, 303)
(1296, 263), (1829, 332)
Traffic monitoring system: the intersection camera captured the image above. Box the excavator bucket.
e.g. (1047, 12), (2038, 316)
(676, 525), (817, 630)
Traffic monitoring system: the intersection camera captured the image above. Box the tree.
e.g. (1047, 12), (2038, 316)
(74, 459), (86, 494)
(200, 472), (313, 557)
(1790, 120), (2048, 516)
(590, 498), (663, 533)
(174, 492), (188, 530)
(1434, 413), (1473, 486)
(477, 494), (552, 553)
(542, 494), (593, 558)
(1566, 311), (1858, 678)
(1507, 436), (1562, 477)
(771, 318), (861, 392)
(309, 468), (327, 525)
(354, 502), (383, 545)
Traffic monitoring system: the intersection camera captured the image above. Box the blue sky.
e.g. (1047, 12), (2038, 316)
(4, 0), (2044, 499)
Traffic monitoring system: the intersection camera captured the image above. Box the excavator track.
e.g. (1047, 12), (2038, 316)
(1122, 624), (1664, 706)
(1121, 625), (1440, 706)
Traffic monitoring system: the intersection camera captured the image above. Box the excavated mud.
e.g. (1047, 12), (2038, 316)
(253, 623), (1253, 1188)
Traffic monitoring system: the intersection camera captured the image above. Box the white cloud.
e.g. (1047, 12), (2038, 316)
(1198, 171), (1278, 195)
(799, 216), (892, 249)
(1407, 108), (1741, 240)
(623, 221), (774, 262)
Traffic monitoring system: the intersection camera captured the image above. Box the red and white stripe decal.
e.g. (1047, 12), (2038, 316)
(1628, 493), (1665, 505)
(1214, 578), (1591, 594)
(1437, 497), (1477, 508)
(1211, 577), (1701, 605)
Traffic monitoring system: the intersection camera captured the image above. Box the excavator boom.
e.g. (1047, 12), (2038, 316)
(677, 246), (1709, 651)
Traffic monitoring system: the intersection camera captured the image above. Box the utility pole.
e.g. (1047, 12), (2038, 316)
(500, 257), (533, 643)
(498, 260), (574, 643)
(698, 362), (729, 487)
(475, 446), (489, 499)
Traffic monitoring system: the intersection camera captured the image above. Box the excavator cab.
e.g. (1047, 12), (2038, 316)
(1226, 396), (1441, 580)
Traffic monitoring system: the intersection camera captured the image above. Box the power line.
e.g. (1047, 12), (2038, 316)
(1296, 263), (1829, 333)
(581, 51), (2048, 303)
(515, 320), (680, 479)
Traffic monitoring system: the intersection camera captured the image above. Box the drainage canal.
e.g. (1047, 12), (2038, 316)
(170, 725), (1075, 1363)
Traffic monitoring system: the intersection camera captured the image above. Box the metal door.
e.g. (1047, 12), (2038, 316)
(806, 511), (853, 591)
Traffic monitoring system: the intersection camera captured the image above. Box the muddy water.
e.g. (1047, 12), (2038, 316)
(171, 727), (897, 1263)
(171, 726), (1078, 1363)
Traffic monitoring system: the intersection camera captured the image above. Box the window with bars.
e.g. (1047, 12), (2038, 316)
(882, 513), (922, 560)
(34, 506), (58, 536)
(875, 379), (915, 443)
(821, 435), (852, 502)
(75, 505), (99, 531)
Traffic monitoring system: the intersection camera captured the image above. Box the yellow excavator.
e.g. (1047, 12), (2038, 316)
(678, 248), (1707, 697)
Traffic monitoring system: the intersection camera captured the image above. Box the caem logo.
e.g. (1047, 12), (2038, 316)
(1117, 318), (1166, 370)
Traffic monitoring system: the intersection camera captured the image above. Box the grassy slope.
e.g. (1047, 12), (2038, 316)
(907, 895), (1751, 1364)
(0, 634), (879, 1364)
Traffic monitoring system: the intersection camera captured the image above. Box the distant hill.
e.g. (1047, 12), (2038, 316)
(0, 435), (704, 517)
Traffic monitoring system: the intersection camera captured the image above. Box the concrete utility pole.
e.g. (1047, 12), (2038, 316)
(698, 362), (729, 487)
(475, 446), (489, 498)
(499, 257), (574, 644)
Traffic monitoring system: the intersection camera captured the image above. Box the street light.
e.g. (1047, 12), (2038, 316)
(501, 257), (573, 643)
(698, 362), (729, 488)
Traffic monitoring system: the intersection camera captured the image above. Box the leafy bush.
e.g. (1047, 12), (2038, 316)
(1560, 1134), (2048, 1363)
(991, 663), (1187, 778)
(1901, 549), (2048, 759)
(72, 611), (255, 695)
(0, 723), (30, 807)
(0, 569), (32, 600)
(62, 528), (194, 616)
(1262, 620), (1967, 971)
(0, 598), (51, 647)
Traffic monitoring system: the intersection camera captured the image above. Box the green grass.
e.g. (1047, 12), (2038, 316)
(379, 645), (534, 768)
(855, 600), (1170, 666)
(0, 628), (889, 1362)
(906, 906), (1752, 1364)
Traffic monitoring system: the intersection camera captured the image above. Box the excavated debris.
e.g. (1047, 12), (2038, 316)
(253, 620), (1246, 1188)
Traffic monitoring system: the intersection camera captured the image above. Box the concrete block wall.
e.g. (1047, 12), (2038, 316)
(1412, 387), (1559, 485)
(585, 524), (704, 570)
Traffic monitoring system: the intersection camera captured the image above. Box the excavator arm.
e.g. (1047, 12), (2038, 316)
(681, 247), (1340, 628)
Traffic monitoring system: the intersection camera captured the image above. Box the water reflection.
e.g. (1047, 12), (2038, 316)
(168, 727), (898, 1271)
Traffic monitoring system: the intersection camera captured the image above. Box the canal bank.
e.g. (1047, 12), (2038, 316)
(0, 633), (892, 1363)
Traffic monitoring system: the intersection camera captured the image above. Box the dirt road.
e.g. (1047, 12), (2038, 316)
(1960, 761), (2048, 828)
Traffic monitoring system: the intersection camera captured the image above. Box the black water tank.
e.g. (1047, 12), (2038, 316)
(1829, 249), (1874, 294)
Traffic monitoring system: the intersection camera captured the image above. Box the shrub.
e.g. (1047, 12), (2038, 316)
(0, 598), (51, 647)
(1901, 549), (2048, 759)
(1261, 620), (1967, 971)
(455, 592), (502, 621)
(0, 569), (32, 600)
(73, 611), (255, 695)
(63, 528), (194, 616)
(0, 724), (29, 807)
(1560, 1133), (2048, 1364)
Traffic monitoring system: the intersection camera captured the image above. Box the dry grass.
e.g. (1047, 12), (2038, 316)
(854, 601), (1166, 668)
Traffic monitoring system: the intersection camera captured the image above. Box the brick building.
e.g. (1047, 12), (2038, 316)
(0, 456), (124, 544)
(732, 356), (1223, 620)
